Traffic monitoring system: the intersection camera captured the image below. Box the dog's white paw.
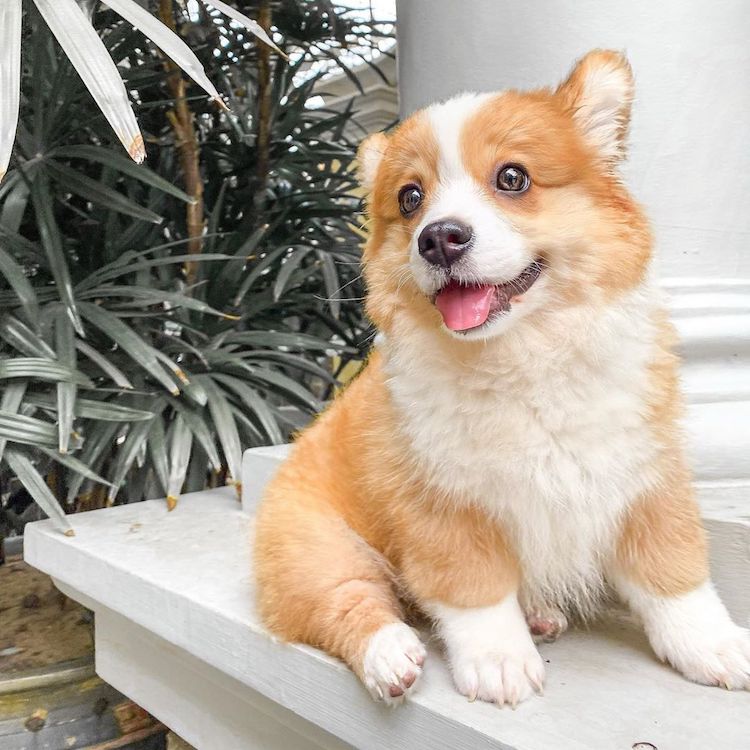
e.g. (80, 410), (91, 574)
(427, 593), (545, 707)
(617, 578), (750, 690)
(451, 643), (545, 707)
(361, 622), (426, 704)
(655, 623), (750, 690)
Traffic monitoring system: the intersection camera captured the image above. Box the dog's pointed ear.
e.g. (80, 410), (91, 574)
(357, 132), (388, 191)
(556, 50), (634, 166)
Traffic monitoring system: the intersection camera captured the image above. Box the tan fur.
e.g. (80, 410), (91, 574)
(617, 469), (709, 597)
(255, 353), (520, 677)
(459, 86), (651, 302)
(616, 313), (709, 595)
(363, 112), (440, 332)
(254, 50), (709, 684)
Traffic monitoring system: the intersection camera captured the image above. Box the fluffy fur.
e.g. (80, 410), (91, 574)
(254, 50), (750, 705)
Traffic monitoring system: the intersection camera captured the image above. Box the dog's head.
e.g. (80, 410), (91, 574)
(359, 50), (651, 341)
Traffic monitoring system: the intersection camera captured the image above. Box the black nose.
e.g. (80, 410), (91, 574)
(417, 220), (473, 268)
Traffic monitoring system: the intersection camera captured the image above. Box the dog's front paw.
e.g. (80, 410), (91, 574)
(450, 644), (545, 707)
(428, 595), (546, 707)
(622, 580), (750, 691)
(655, 624), (750, 690)
(361, 622), (426, 704)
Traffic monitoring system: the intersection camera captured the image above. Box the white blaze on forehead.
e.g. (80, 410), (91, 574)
(426, 93), (494, 182)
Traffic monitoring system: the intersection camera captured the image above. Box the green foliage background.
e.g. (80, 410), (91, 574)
(0, 1), (393, 534)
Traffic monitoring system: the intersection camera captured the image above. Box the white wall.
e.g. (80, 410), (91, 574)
(396, 0), (750, 281)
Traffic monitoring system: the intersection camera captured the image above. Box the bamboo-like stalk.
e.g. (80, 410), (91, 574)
(158, 0), (204, 286)
(255, 0), (273, 192)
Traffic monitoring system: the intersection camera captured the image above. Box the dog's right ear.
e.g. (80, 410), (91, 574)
(357, 132), (388, 191)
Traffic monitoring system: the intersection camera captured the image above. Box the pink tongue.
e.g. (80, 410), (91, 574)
(435, 281), (495, 331)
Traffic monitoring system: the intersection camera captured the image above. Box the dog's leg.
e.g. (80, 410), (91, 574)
(255, 479), (425, 705)
(399, 504), (545, 706)
(426, 595), (546, 706)
(612, 472), (750, 689)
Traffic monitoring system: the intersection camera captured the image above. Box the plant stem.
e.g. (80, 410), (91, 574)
(158, 0), (204, 286)
(255, 0), (273, 194)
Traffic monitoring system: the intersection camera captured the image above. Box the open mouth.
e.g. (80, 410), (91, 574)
(433, 259), (544, 333)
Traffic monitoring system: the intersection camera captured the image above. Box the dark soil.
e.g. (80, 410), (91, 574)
(0, 561), (93, 673)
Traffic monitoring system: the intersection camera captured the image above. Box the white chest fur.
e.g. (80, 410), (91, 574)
(382, 289), (665, 613)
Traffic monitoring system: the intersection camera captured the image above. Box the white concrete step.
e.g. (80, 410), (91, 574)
(24, 471), (750, 750)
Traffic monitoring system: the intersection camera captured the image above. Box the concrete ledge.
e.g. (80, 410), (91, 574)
(25, 478), (750, 750)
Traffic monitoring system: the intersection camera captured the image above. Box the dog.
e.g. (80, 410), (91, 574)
(254, 50), (750, 706)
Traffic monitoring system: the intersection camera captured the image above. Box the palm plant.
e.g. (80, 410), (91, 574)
(0, 0), (282, 181)
(0, 1), (393, 536)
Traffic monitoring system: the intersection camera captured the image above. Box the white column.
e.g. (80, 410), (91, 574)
(395, 0), (750, 505)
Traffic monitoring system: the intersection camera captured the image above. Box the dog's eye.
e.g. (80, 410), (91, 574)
(398, 184), (423, 216)
(496, 165), (530, 193)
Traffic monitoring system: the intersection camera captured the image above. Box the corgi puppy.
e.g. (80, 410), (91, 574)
(254, 50), (750, 706)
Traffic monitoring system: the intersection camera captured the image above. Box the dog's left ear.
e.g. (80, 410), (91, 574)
(556, 49), (634, 166)
(357, 132), (388, 192)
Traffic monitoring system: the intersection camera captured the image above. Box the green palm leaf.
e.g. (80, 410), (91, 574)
(78, 301), (179, 395)
(55, 310), (77, 453)
(39, 447), (112, 488)
(24, 393), (154, 422)
(212, 372), (284, 445)
(0, 411), (59, 448)
(57, 145), (195, 203)
(0, 245), (39, 324)
(29, 171), (84, 335)
(4, 449), (74, 536)
(195, 375), (242, 487)
(65, 421), (120, 504)
(147, 413), (169, 496)
(108, 420), (153, 503)
(167, 396), (222, 471)
(0, 313), (56, 357)
(46, 160), (164, 224)
(166, 413), (193, 509)
(0, 381), (27, 462)
(0, 357), (92, 386)
(75, 339), (134, 389)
